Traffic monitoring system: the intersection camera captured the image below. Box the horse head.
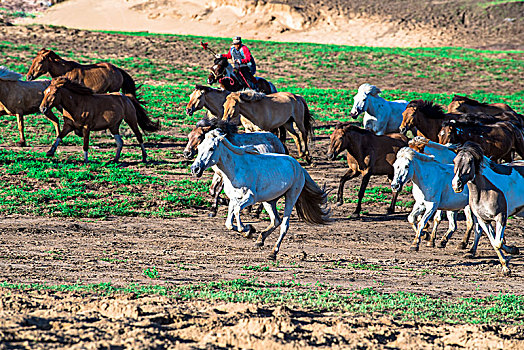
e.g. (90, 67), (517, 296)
(184, 120), (213, 159)
(350, 91), (369, 119)
(222, 93), (242, 124)
(39, 77), (63, 114)
(452, 141), (483, 193)
(190, 130), (225, 177)
(438, 120), (456, 145)
(326, 124), (350, 160)
(391, 147), (417, 192)
(408, 136), (429, 153)
(207, 57), (229, 85)
(399, 102), (421, 134)
(186, 86), (207, 116)
(27, 48), (55, 81)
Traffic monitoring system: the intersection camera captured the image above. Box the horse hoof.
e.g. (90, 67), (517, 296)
(267, 252), (277, 261)
(46, 151), (55, 158)
(409, 245), (419, 252)
(350, 212), (360, 219)
(243, 225), (256, 239)
(254, 241), (264, 248)
(208, 211), (217, 218)
(507, 246), (519, 255)
(500, 267), (511, 277)
(15, 141), (27, 147)
(438, 240), (448, 249)
(426, 241), (435, 248)
(336, 201), (343, 207)
(386, 208), (395, 215)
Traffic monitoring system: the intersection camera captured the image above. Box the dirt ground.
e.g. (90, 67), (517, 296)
(1, 10), (524, 350)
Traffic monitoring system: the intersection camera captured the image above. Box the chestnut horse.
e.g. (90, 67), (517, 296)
(222, 90), (313, 163)
(399, 100), (457, 141)
(326, 123), (408, 218)
(438, 119), (524, 162)
(26, 48), (137, 96)
(39, 77), (159, 163)
(448, 95), (519, 119)
(0, 66), (60, 146)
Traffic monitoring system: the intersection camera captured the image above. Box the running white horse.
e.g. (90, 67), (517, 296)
(350, 83), (408, 135)
(191, 130), (330, 260)
(452, 142), (523, 276)
(391, 147), (474, 251)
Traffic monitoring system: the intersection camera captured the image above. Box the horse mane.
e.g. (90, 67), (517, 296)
(357, 83), (381, 96)
(342, 124), (374, 135)
(39, 48), (62, 62)
(238, 90), (267, 102)
(0, 66), (22, 81)
(407, 100), (446, 119)
(207, 130), (259, 155)
(50, 77), (94, 95)
(397, 147), (435, 163)
(195, 84), (218, 93)
(451, 95), (487, 107)
(441, 118), (491, 129)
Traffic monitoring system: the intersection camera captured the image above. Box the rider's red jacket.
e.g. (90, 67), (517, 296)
(221, 45), (253, 64)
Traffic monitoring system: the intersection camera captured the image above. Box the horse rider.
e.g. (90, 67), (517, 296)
(216, 36), (258, 89)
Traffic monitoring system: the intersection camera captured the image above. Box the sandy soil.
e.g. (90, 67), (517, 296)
(13, 0), (524, 49)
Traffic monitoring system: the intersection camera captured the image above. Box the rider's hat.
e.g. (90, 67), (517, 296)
(232, 36), (242, 44)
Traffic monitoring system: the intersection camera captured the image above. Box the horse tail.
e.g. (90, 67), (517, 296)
(297, 94), (314, 142)
(295, 169), (331, 225)
(511, 124), (524, 159)
(127, 95), (160, 132)
(118, 68), (138, 96)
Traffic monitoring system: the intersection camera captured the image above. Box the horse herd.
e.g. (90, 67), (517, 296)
(1, 49), (523, 274)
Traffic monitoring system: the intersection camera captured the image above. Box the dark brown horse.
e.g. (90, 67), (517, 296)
(448, 95), (518, 115)
(39, 77), (159, 163)
(27, 48), (137, 96)
(399, 100), (457, 141)
(439, 119), (524, 162)
(207, 57), (277, 94)
(0, 66), (60, 146)
(326, 124), (408, 218)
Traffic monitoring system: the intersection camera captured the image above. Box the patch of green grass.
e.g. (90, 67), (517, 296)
(241, 265), (271, 272)
(2, 279), (524, 324)
(143, 267), (159, 279)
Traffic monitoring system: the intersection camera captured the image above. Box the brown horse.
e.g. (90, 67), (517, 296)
(399, 100), (457, 141)
(326, 123), (408, 218)
(26, 48), (137, 96)
(0, 66), (60, 146)
(207, 57), (277, 94)
(222, 90), (313, 163)
(448, 95), (518, 115)
(39, 77), (159, 163)
(438, 119), (524, 162)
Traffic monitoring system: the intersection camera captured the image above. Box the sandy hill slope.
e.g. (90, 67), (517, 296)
(8, 0), (524, 48)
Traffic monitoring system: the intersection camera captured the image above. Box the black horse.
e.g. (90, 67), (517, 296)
(207, 57), (277, 94)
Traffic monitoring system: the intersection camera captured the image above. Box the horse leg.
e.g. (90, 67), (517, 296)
(478, 216), (510, 276)
(336, 169), (359, 206)
(352, 173), (372, 218)
(268, 187), (301, 260)
(225, 200), (236, 231)
(427, 210), (443, 247)
(82, 127), (91, 164)
(454, 205), (473, 250)
(408, 202), (425, 234)
(44, 110), (60, 138)
(255, 200), (281, 247)
(15, 114), (26, 147)
(209, 173), (224, 217)
(294, 120), (312, 164)
(410, 203), (437, 251)
(47, 121), (75, 157)
(437, 211), (458, 248)
(387, 188), (400, 215)
(233, 191), (257, 238)
(283, 121), (304, 160)
(464, 222), (482, 258)
(125, 118), (147, 162)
